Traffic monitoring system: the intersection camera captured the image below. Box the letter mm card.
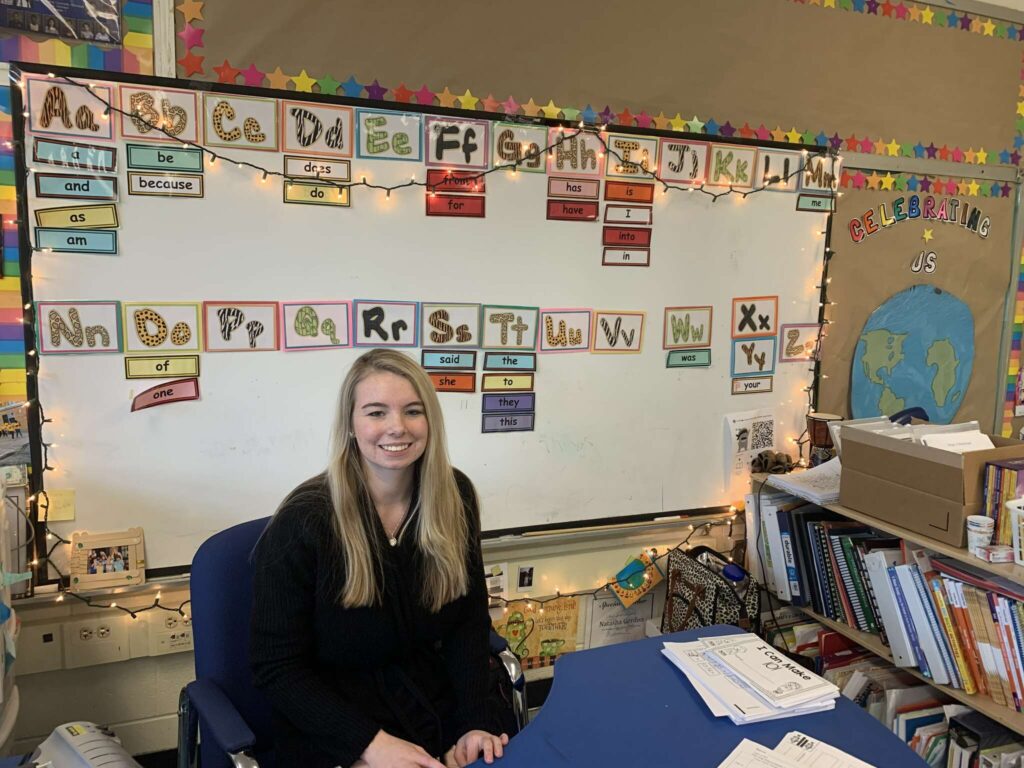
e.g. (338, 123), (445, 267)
(663, 306), (712, 350)
(281, 301), (351, 351)
(731, 296), (778, 339)
(420, 303), (481, 348)
(730, 337), (777, 377)
(37, 300), (122, 354)
(122, 302), (202, 354)
(203, 301), (280, 352)
(592, 311), (644, 353)
(354, 300), (419, 347)
(539, 309), (591, 353)
(481, 305), (538, 350)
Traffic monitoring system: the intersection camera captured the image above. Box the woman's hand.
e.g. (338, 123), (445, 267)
(359, 730), (446, 768)
(447, 730), (509, 766)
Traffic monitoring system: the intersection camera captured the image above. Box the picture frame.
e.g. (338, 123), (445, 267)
(69, 527), (146, 591)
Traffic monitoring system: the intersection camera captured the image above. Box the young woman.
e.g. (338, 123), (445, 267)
(251, 350), (509, 768)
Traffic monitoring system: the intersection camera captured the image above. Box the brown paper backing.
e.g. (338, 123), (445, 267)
(816, 187), (1015, 431)
(185, 0), (1021, 153)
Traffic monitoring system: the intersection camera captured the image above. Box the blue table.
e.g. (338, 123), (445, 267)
(493, 625), (922, 767)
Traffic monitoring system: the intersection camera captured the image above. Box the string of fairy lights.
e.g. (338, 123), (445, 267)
(12, 70), (838, 616)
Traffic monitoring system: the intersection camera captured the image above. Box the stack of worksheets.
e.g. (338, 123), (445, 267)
(716, 732), (872, 768)
(663, 633), (840, 725)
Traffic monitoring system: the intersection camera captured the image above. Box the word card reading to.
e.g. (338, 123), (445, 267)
(731, 296), (778, 338)
(203, 302), (279, 352)
(354, 300), (418, 347)
(281, 302), (351, 350)
(481, 373), (535, 392)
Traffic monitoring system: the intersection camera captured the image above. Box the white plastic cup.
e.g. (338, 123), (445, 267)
(966, 515), (994, 556)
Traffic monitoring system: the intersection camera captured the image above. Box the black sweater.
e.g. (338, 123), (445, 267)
(249, 469), (492, 768)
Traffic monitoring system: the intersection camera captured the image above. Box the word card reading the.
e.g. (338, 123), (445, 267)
(280, 100), (353, 158)
(657, 139), (709, 185)
(481, 373), (535, 392)
(125, 355), (200, 379)
(356, 110), (423, 162)
(548, 177), (600, 199)
(604, 181), (655, 204)
(482, 413), (535, 433)
(732, 376), (773, 395)
(119, 85), (200, 143)
(493, 124), (546, 173)
(545, 129), (605, 177)
(126, 144), (204, 173)
(547, 200), (598, 221)
(35, 204), (119, 229)
(283, 180), (350, 207)
(354, 300), (418, 347)
(731, 296), (778, 338)
(35, 227), (117, 254)
(422, 350), (476, 370)
(666, 349), (712, 368)
(34, 138), (116, 172)
(128, 172), (204, 198)
(425, 117), (490, 169)
(426, 194), (485, 217)
(482, 393), (535, 412)
(429, 372), (476, 393)
(482, 352), (536, 371)
(203, 93), (278, 151)
(602, 248), (650, 267)
(421, 303), (481, 348)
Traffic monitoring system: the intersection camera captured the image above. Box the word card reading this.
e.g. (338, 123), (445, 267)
(666, 349), (712, 368)
(482, 412), (535, 433)
(124, 355), (201, 379)
(283, 180), (350, 207)
(429, 372), (476, 393)
(126, 144), (204, 173)
(35, 227), (117, 254)
(35, 204), (119, 229)
(34, 138), (116, 172)
(602, 248), (650, 267)
(481, 373), (535, 392)
(732, 376), (773, 395)
(422, 350), (476, 370)
(482, 393), (535, 412)
(128, 172), (204, 198)
(119, 85), (200, 144)
(356, 110), (423, 162)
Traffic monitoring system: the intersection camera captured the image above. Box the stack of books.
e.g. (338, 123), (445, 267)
(662, 632), (839, 724)
(983, 458), (1024, 545)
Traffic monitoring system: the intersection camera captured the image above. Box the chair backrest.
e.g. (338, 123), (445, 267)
(191, 516), (274, 762)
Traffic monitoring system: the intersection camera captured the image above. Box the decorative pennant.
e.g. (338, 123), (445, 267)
(37, 300), (122, 354)
(353, 300), (419, 347)
(118, 84), (201, 144)
(657, 138), (709, 186)
(663, 306), (712, 349)
(539, 309), (591, 353)
(481, 305), (538, 350)
(26, 76), (114, 141)
(281, 301), (351, 350)
(280, 100), (353, 158)
(731, 337), (777, 377)
(203, 301), (280, 352)
(731, 296), (778, 338)
(424, 116), (490, 169)
(592, 311), (645, 353)
(131, 377), (200, 412)
(778, 323), (822, 363)
(421, 303), (481, 348)
(202, 93), (278, 151)
(356, 109), (423, 162)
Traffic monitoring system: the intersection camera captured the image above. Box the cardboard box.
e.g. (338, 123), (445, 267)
(839, 428), (1024, 547)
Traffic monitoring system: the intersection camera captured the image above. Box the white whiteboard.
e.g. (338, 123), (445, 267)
(18, 68), (827, 569)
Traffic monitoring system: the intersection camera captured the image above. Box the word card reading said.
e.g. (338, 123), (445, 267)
(203, 94), (278, 151)
(281, 302), (351, 350)
(481, 306), (538, 350)
(203, 302), (279, 351)
(38, 300), (121, 354)
(354, 300), (418, 347)
(421, 303), (481, 348)
(122, 303), (202, 354)
(356, 110), (423, 162)
(118, 85), (200, 144)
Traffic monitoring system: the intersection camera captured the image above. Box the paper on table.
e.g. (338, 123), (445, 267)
(773, 731), (875, 768)
(764, 458), (841, 505)
(716, 739), (802, 768)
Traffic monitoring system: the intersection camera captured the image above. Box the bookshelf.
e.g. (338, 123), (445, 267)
(750, 474), (1024, 737)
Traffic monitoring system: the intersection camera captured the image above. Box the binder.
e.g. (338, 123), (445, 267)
(863, 549), (916, 667)
(889, 565), (930, 678)
(910, 565), (961, 688)
(894, 564), (950, 685)
(776, 509), (801, 602)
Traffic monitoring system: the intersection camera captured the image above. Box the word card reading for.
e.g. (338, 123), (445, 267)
(730, 337), (777, 377)
(539, 309), (591, 352)
(731, 296), (778, 339)
(425, 117), (490, 169)
(356, 110), (423, 162)
(493, 123), (546, 173)
(421, 303), (481, 348)
(481, 373), (535, 392)
(592, 311), (644, 353)
(26, 76), (114, 141)
(663, 306), (712, 349)
(280, 100), (353, 158)
(481, 306), (538, 350)
(203, 302), (279, 352)
(657, 139), (709, 186)
(123, 302), (202, 354)
(354, 300), (418, 347)
(203, 94), (278, 151)
(281, 302), (351, 350)
(38, 300), (122, 354)
(118, 84), (200, 144)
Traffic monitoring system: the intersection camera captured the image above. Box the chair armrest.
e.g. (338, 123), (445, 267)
(185, 679), (256, 755)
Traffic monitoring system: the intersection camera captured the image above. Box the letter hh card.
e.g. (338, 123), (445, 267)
(481, 306), (538, 350)
(118, 85), (201, 144)
(421, 303), (481, 348)
(357, 110), (423, 162)
(203, 301), (280, 352)
(122, 302), (203, 354)
(281, 302), (351, 350)
(354, 300), (419, 347)
(425, 117), (490, 169)
(546, 128), (605, 177)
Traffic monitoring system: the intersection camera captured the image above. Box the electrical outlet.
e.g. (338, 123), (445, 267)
(63, 616), (130, 669)
(17, 622), (64, 675)
(146, 612), (194, 656)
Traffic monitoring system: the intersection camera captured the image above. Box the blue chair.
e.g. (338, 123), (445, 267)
(178, 517), (526, 768)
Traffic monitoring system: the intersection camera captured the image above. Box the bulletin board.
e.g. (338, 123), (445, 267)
(13, 64), (831, 570)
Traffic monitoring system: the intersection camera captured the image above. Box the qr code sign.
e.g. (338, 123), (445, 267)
(750, 419), (775, 451)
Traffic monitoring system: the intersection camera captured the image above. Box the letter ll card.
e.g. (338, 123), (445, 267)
(281, 301), (351, 350)
(539, 309), (591, 353)
(203, 301), (280, 352)
(546, 128), (605, 178)
(122, 302), (202, 354)
(421, 303), (481, 348)
(481, 305), (539, 350)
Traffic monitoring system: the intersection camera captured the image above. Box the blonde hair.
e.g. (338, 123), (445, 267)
(326, 349), (469, 612)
